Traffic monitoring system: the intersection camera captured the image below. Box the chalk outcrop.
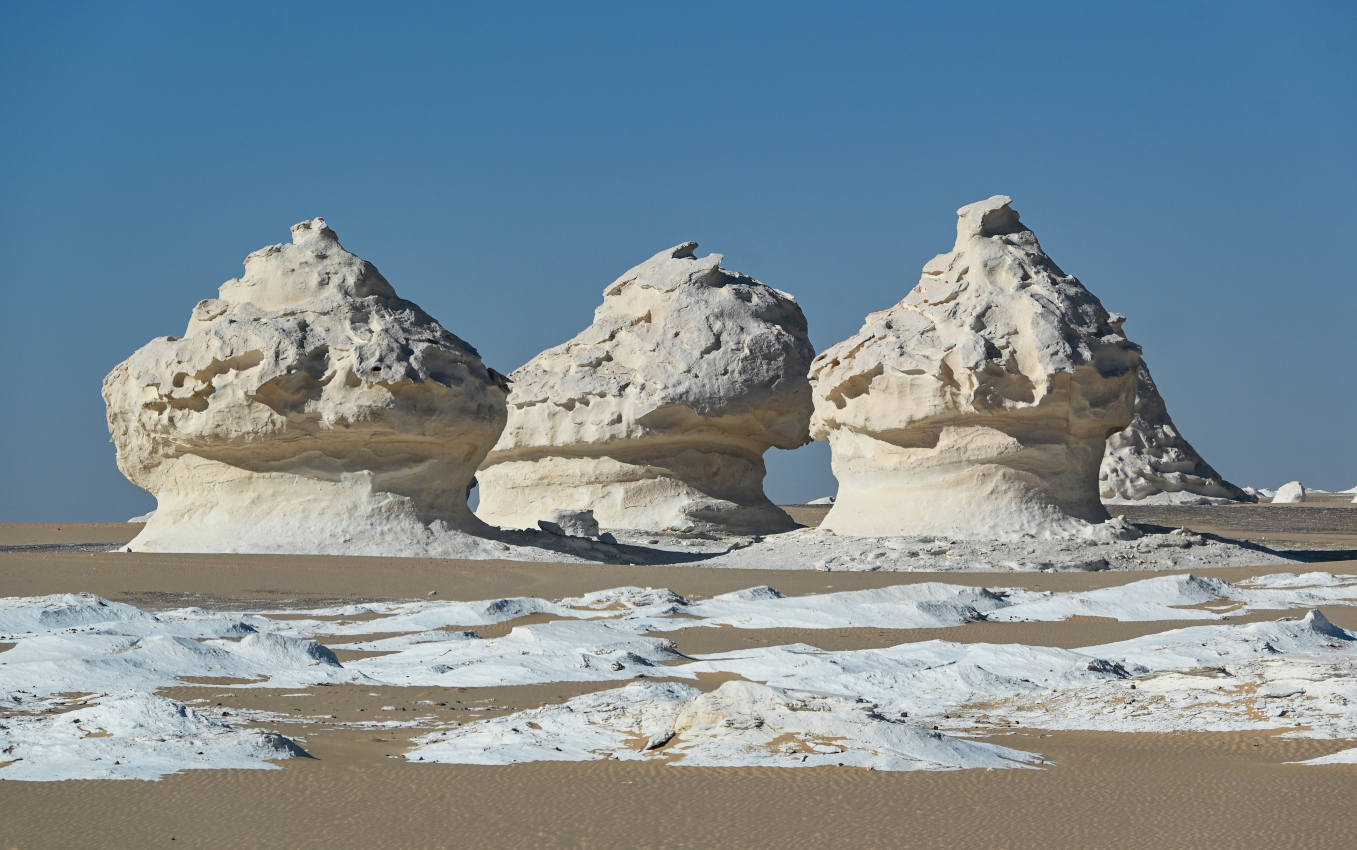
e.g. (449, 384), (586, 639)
(809, 196), (1141, 538)
(1273, 481), (1307, 504)
(103, 218), (510, 555)
(538, 509), (601, 539)
(476, 243), (815, 534)
(1099, 361), (1251, 503)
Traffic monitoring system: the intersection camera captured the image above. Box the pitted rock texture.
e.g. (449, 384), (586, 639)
(810, 196), (1141, 538)
(476, 243), (814, 534)
(1099, 361), (1251, 503)
(103, 218), (510, 555)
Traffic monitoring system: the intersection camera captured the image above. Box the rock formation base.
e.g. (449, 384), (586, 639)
(821, 426), (1112, 538)
(479, 446), (796, 535)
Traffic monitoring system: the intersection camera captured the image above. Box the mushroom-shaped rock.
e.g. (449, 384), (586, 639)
(809, 196), (1141, 538)
(1099, 361), (1252, 502)
(475, 243), (815, 534)
(103, 219), (509, 554)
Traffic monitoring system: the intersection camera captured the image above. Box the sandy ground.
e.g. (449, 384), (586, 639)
(3, 728), (1355, 849)
(0, 522), (141, 546)
(1109, 494), (1357, 551)
(785, 496), (1357, 552)
(3, 547), (1354, 608)
(3, 505), (1357, 849)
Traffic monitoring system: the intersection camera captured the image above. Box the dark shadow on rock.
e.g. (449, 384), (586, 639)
(483, 527), (731, 566)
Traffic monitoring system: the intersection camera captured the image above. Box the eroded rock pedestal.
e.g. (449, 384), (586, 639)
(476, 243), (814, 534)
(810, 196), (1141, 538)
(1099, 361), (1251, 503)
(103, 219), (509, 554)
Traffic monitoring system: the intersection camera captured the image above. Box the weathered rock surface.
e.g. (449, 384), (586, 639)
(1273, 481), (1307, 504)
(809, 196), (1141, 538)
(476, 243), (814, 534)
(103, 218), (510, 555)
(1099, 361), (1251, 503)
(538, 509), (601, 539)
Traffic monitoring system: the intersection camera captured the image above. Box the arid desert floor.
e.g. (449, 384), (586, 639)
(3, 498), (1357, 849)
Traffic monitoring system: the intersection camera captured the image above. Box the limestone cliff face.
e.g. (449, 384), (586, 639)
(476, 243), (814, 533)
(1099, 361), (1251, 502)
(103, 218), (509, 554)
(810, 196), (1141, 538)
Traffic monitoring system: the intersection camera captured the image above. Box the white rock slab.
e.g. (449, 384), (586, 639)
(1273, 481), (1307, 503)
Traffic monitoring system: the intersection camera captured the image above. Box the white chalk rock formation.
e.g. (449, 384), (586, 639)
(476, 243), (815, 534)
(809, 196), (1141, 538)
(538, 509), (601, 538)
(1272, 481), (1307, 504)
(103, 218), (509, 555)
(1099, 361), (1250, 502)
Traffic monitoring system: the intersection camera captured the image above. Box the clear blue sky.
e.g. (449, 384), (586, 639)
(3, 0), (1353, 521)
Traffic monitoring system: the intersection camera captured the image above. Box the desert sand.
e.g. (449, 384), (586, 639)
(4, 500), (1357, 848)
(3, 728), (1355, 849)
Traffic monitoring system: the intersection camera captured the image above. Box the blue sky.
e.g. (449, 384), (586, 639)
(3, 0), (1353, 520)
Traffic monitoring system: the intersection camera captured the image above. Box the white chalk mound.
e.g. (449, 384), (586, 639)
(0, 692), (308, 781)
(1100, 361), (1250, 503)
(476, 243), (815, 534)
(809, 196), (1141, 538)
(408, 679), (1038, 771)
(6, 580), (1356, 778)
(103, 218), (511, 556)
(1272, 481), (1307, 504)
